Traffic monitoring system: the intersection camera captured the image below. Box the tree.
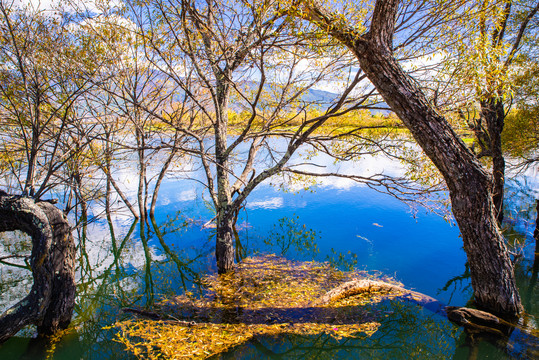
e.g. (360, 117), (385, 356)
(446, 0), (539, 222)
(0, 0), (104, 203)
(126, 0), (398, 273)
(502, 54), (539, 166)
(0, 194), (76, 344)
(294, 0), (523, 318)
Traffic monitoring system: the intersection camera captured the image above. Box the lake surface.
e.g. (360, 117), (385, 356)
(0, 146), (538, 359)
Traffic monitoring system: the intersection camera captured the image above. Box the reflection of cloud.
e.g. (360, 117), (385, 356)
(247, 197), (284, 209)
(160, 196), (171, 206)
(77, 218), (165, 281)
(276, 151), (408, 191)
(177, 189), (197, 202)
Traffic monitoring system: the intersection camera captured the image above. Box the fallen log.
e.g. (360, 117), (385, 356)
(121, 308), (197, 326)
(312, 279), (445, 314)
(445, 306), (515, 337)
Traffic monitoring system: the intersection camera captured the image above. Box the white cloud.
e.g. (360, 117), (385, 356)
(402, 50), (449, 81)
(247, 197), (284, 209)
(16, 0), (123, 13)
(176, 189), (197, 202)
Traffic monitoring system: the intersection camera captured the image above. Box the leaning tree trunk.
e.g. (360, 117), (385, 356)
(481, 98), (506, 223)
(0, 195), (76, 343)
(301, 0), (522, 318)
(355, 50), (521, 318)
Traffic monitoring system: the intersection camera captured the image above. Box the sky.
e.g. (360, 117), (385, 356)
(12, 0), (122, 13)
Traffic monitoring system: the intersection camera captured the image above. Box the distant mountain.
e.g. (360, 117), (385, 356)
(156, 72), (391, 115)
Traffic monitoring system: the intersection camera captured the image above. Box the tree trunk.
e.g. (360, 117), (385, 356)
(214, 79), (235, 274)
(481, 98), (506, 223)
(216, 212), (235, 274)
(356, 44), (520, 319)
(301, 0), (522, 318)
(528, 200), (539, 310)
(0, 195), (76, 343)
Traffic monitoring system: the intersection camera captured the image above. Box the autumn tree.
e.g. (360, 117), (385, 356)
(123, 0), (406, 273)
(0, 1), (105, 201)
(443, 0), (539, 222)
(0, 1), (108, 342)
(293, 0), (523, 318)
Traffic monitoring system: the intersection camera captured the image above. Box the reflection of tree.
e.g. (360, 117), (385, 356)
(150, 214), (206, 294)
(325, 248), (358, 272)
(440, 262), (472, 305)
(220, 301), (457, 360)
(51, 201), (214, 359)
(260, 216), (362, 271)
(1, 232), (50, 316)
(440, 254), (539, 359)
(452, 320), (539, 360)
(503, 180), (539, 316)
(529, 200), (539, 302)
(263, 216), (319, 258)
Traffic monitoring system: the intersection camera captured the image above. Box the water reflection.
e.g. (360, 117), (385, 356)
(218, 301), (458, 360)
(262, 216), (320, 258)
(0, 145), (538, 359)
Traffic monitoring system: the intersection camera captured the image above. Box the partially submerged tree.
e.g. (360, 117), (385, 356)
(126, 0), (408, 273)
(293, 0), (523, 318)
(445, 0), (539, 222)
(0, 194), (76, 344)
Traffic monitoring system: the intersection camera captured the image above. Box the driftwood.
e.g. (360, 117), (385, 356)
(313, 279), (445, 314)
(315, 279), (538, 346)
(0, 195), (76, 343)
(445, 306), (514, 337)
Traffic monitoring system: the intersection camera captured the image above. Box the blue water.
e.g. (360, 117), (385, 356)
(0, 151), (537, 359)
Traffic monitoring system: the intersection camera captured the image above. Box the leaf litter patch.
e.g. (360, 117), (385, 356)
(114, 254), (404, 359)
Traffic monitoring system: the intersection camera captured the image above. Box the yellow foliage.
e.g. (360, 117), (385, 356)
(114, 255), (397, 359)
(502, 109), (539, 157)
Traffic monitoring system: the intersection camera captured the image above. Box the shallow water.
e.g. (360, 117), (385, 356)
(0, 150), (537, 359)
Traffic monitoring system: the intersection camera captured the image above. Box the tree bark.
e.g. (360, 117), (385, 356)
(214, 78), (235, 274)
(0, 195), (76, 343)
(300, 0), (522, 318)
(216, 212), (235, 274)
(481, 98), (506, 223)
